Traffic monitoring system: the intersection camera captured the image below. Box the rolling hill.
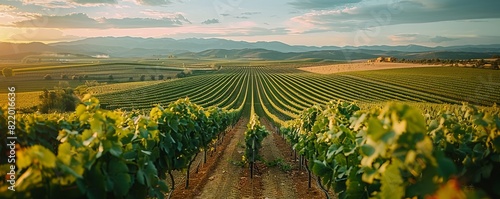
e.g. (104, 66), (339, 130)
(1, 37), (499, 60)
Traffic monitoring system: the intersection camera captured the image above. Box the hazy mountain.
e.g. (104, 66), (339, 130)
(0, 42), (57, 56)
(1, 37), (499, 60)
(51, 37), (500, 53)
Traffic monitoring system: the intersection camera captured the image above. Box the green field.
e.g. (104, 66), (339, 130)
(94, 65), (500, 117)
(2, 61), (500, 113)
(2, 59), (500, 199)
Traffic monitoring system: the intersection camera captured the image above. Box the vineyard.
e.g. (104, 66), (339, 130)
(1, 64), (500, 198)
(95, 66), (500, 114)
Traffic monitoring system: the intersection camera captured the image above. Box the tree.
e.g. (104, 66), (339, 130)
(129, 77), (134, 81)
(43, 74), (52, 80)
(176, 72), (186, 78)
(108, 74), (114, 81)
(38, 87), (80, 113)
(61, 74), (68, 79)
(1, 68), (13, 77)
(492, 59), (499, 70)
(140, 75), (146, 81)
(475, 59), (485, 68)
(158, 74), (164, 80)
(150, 75), (156, 80)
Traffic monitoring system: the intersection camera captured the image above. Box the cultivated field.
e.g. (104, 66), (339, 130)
(298, 61), (442, 74)
(2, 59), (500, 199)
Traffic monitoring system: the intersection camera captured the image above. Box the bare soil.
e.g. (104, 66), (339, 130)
(298, 62), (442, 74)
(194, 117), (252, 198)
(168, 117), (335, 199)
(260, 118), (334, 199)
(169, 119), (246, 198)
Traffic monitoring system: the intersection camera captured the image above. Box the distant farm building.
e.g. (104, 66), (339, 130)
(369, 56), (397, 62)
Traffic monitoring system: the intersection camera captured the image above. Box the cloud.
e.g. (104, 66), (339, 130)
(140, 10), (191, 23)
(290, 0), (500, 32)
(201, 18), (219, 25)
(18, 0), (76, 8)
(241, 12), (260, 15)
(430, 36), (458, 43)
(135, 0), (172, 6)
(9, 28), (81, 42)
(71, 0), (117, 5)
(388, 34), (459, 44)
(0, 4), (16, 11)
(388, 34), (428, 43)
(169, 27), (289, 38)
(18, 0), (118, 7)
(235, 16), (249, 19)
(9, 13), (190, 29)
(290, 0), (363, 10)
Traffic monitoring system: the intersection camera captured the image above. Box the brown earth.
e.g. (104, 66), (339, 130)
(298, 62), (442, 74)
(168, 117), (335, 199)
(169, 119), (246, 198)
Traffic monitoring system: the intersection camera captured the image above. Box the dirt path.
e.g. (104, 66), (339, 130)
(172, 117), (333, 198)
(261, 118), (333, 199)
(195, 118), (248, 198)
(259, 127), (298, 199)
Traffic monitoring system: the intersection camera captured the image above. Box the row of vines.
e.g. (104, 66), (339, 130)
(0, 94), (243, 199)
(278, 100), (500, 198)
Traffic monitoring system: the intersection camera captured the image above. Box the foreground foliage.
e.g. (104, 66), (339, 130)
(280, 101), (500, 199)
(0, 95), (240, 199)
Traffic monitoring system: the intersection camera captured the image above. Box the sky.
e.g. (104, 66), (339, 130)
(0, 0), (500, 46)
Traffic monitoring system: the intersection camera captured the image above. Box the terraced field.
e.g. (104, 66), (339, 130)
(96, 66), (500, 123)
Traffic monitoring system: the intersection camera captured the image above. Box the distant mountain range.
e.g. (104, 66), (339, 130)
(1, 37), (499, 60)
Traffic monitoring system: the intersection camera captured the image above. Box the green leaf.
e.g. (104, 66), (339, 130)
(82, 130), (96, 146)
(360, 145), (375, 156)
(136, 169), (145, 185)
(76, 104), (86, 116)
(109, 142), (123, 157)
(436, 152), (457, 179)
(59, 163), (84, 180)
(312, 160), (330, 176)
(345, 169), (366, 199)
(361, 167), (377, 184)
(86, 163), (106, 199)
(474, 118), (488, 127)
(144, 161), (159, 186)
(108, 160), (132, 196)
(29, 145), (57, 168)
(473, 143), (485, 155)
(177, 142), (183, 152)
(58, 142), (73, 165)
(492, 137), (500, 152)
(379, 161), (404, 199)
(90, 119), (103, 134)
(367, 118), (386, 141)
(123, 151), (137, 160)
(169, 120), (179, 132)
(159, 181), (169, 192)
(140, 128), (149, 139)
